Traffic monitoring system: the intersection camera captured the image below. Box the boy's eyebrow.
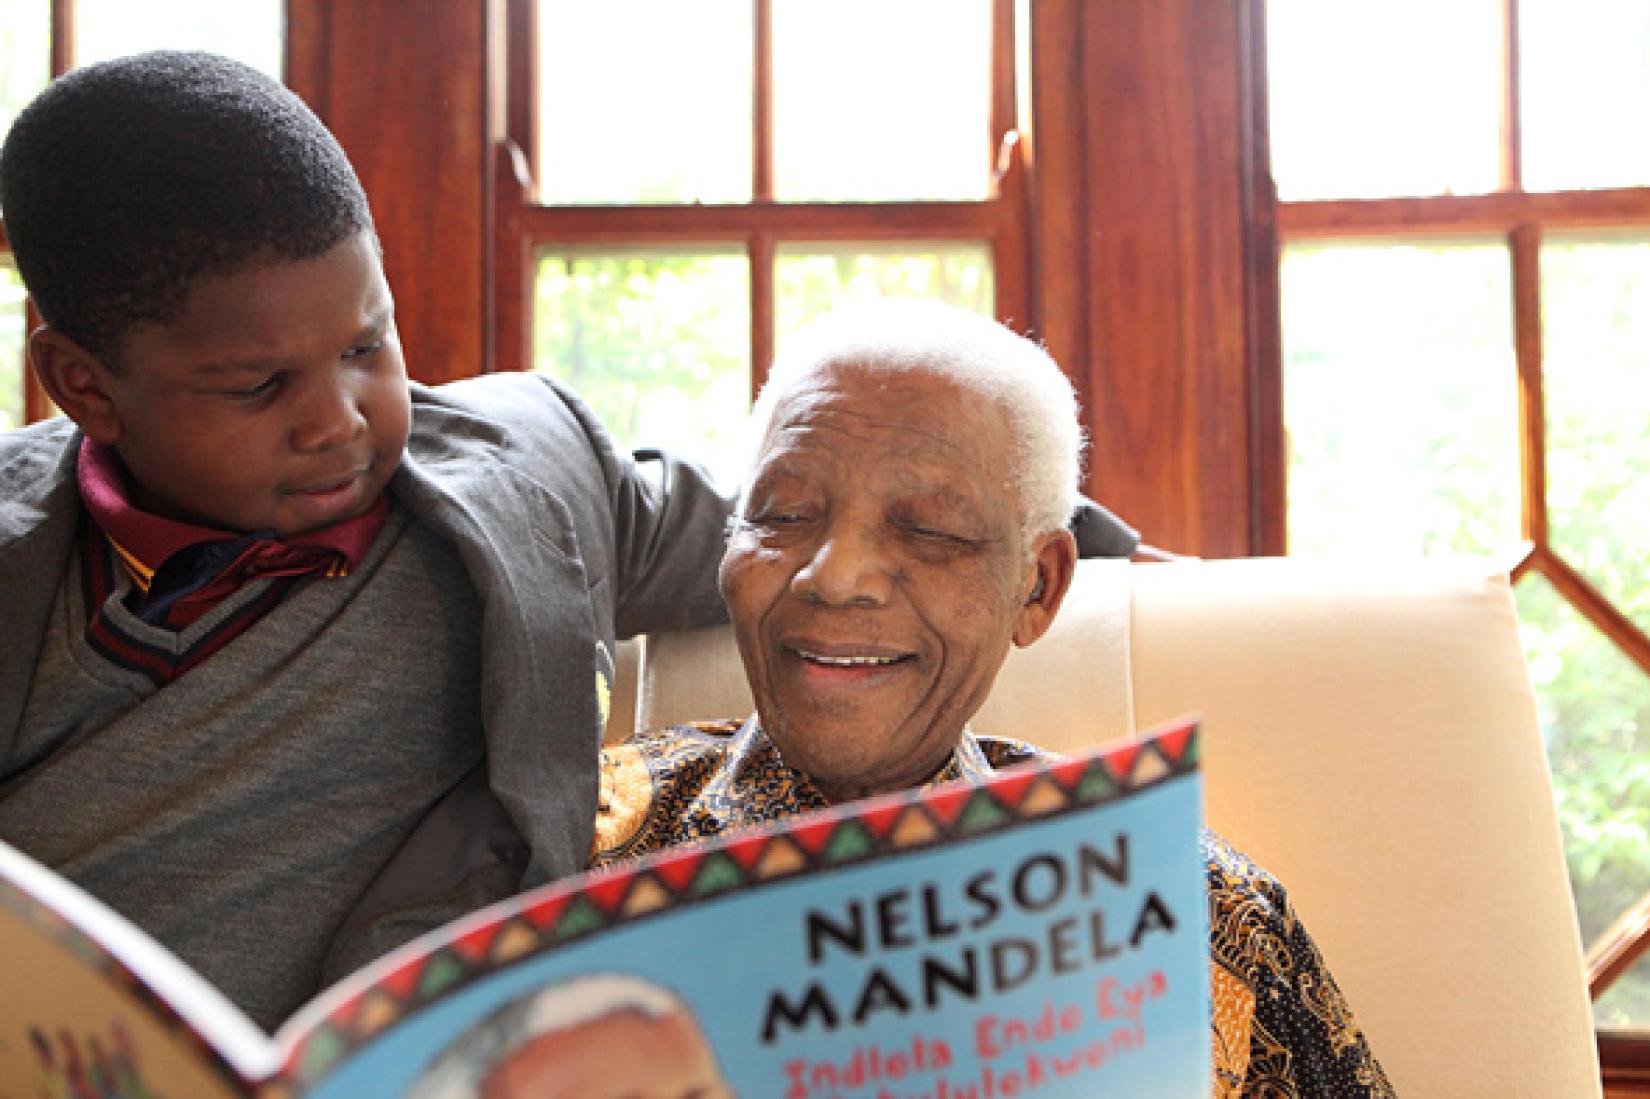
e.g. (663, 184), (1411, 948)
(190, 310), (394, 377)
(191, 356), (290, 377)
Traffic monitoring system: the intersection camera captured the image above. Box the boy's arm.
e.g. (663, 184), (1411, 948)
(607, 445), (736, 638)
(536, 377), (735, 639)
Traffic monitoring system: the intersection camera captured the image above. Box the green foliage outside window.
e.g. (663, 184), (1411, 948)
(774, 245), (994, 343)
(1284, 243), (1520, 559)
(1533, 237), (1650, 1025)
(0, 263), (24, 431)
(1284, 239), (1650, 1025)
(532, 246), (995, 487)
(1519, 578), (1650, 1025)
(1543, 239), (1650, 637)
(533, 252), (751, 488)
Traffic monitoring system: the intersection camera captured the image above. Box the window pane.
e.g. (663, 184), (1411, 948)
(0, 0), (50, 144)
(1521, 0), (1650, 192)
(538, 0), (751, 205)
(74, 0), (283, 78)
(774, 243), (994, 349)
(1282, 243), (1520, 557)
(533, 250), (750, 487)
(1, 259), (24, 431)
(1543, 235), (1650, 635)
(773, 0), (991, 202)
(1516, 573), (1650, 1026)
(1596, 953), (1650, 1029)
(1266, 0), (1502, 201)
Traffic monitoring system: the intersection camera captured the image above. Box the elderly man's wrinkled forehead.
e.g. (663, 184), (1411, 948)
(759, 360), (1015, 489)
(745, 301), (1082, 543)
(744, 359), (1026, 544)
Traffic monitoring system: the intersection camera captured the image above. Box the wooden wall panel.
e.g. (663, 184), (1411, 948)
(286, 1), (492, 385)
(1026, 0), (1096, 436)
(1032, 0), (1273, 557)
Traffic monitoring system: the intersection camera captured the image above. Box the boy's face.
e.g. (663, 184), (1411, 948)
(79, 230), (411, 538)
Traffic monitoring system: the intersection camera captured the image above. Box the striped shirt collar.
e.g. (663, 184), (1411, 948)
(76, 437), (387, 591)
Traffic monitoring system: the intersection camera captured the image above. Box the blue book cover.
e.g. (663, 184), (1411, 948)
(0, 718), (1208, 1098)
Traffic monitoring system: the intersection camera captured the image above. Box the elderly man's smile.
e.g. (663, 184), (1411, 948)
(781, 640), (920, 701)
(793, 649), (906, 667)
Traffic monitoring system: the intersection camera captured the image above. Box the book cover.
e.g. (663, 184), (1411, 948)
(0, 718), (1207, 1098)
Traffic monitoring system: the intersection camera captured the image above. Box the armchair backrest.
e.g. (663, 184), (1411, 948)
(618, 557), (1601, 1097)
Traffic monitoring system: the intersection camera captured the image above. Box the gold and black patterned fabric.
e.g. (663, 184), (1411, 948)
(594, 719), (1396, 1099)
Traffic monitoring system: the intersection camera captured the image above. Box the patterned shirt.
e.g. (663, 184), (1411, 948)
(594, 718), (1397, 1099)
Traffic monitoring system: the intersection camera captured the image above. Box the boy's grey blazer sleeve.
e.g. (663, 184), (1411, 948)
(542, 378), (735, 639)
(607, 444), (735, 637)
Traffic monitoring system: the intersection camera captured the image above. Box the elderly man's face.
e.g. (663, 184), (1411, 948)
(480, 1007), (731, 1099)
(721, 363), (1058, 802)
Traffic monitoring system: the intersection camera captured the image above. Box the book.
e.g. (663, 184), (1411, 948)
(0, 717), (1208, 1099)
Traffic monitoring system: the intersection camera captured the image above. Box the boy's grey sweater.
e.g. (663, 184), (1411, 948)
(0, 373), (735, 1029)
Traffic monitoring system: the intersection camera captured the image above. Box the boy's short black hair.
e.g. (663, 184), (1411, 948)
(0, 49), (373, 363)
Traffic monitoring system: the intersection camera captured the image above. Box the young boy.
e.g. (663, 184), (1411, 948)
(0, 51), (734, 1029)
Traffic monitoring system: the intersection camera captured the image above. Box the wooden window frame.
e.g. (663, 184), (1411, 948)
(492, 0), (1031, 400)
(1266, 0), (1650, 1080)
(0, 0), (76, 425)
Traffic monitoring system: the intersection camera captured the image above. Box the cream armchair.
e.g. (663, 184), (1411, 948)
(609, 557), (1601, 1097)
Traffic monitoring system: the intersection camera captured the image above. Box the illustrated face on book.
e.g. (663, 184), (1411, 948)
(480, 1004), (732, 1099)
(31, 229), (411, 540)
(720, 359), (1075, 803)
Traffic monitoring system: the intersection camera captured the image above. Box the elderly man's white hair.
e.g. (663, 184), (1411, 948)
(406, 973), (690, 1099)
(745, 299), (1085, 540)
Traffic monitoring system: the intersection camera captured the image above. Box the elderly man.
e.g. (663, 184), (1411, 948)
(594, 301), (1394, 1098)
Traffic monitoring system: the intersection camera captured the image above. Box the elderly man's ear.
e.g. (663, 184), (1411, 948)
(1012, 529), (1078, 648)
